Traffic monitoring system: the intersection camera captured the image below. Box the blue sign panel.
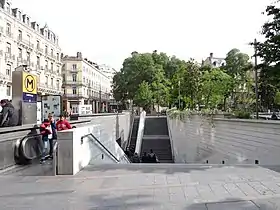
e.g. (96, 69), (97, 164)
(22, 93), (37, 103)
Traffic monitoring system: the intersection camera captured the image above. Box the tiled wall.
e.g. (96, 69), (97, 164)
(167, 115), (280, 165)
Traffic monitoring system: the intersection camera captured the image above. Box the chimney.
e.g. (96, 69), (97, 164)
(77, 52), (82, 58)
(210, 53), (213, 58)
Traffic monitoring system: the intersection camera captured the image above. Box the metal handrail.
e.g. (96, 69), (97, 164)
(82, 134), (120, 163)
(20, 133), (42, 160)
(52, 141), (58, 176)
(82, 133), (131, 163)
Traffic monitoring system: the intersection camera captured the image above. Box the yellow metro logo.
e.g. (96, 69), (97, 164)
(22, 72), (37, 94)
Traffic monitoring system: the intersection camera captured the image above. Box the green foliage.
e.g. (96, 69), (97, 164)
(253, 2), (280, 109)
(113, 48), (253, 112)
(134, 81), (153, 109)
(234, 110), (251, 119)
(201, 68), (233, 109)
(274, 92), (280, 106)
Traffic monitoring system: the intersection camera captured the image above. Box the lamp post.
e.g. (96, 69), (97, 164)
(178, 80), (181, 110)
(253, 38), (259, 119)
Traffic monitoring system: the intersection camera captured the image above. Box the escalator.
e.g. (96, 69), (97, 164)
(128, 117), (140, 152)
(141, 117), (173, 163)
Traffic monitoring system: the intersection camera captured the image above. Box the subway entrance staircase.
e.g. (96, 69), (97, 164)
(141, 116), (173, 163)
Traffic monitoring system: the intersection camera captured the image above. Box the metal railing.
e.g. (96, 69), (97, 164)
(82, 133), (131, 163)
(82, 133), (119, 163)
(52, 141), (58, 176)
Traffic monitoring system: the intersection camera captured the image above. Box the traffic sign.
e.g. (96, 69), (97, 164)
(22, 72), (37, 94)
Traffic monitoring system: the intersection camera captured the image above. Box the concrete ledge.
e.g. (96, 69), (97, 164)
(0, 119), (92, 135)
(214, 117), (280, 125)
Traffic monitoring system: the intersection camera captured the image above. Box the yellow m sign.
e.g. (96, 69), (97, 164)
(22, 72), (37, 94)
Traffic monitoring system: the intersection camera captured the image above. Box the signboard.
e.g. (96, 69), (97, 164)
(42, 95), (62, 119)
(22, 72), (37, 94)
(22, 92), (37, 103)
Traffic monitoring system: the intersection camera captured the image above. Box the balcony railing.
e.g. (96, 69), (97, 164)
(6, 31), (12, 38)
(17, 37), (34, 49)
(5, 53), (15, 61)
(36, 47), (43, 54)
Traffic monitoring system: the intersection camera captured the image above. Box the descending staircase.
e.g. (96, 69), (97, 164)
(141, 117), (173, 163)
(128, 117), (140, 152)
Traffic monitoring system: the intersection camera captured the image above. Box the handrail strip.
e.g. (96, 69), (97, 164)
(126, 113), (135, 149)
(82, 134), (120, 163)
(52, 141), (58, 176)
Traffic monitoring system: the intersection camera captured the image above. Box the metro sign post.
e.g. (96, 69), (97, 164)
(22, 72), (37, 103)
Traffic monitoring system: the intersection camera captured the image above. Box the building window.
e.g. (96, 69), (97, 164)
(6, 85), (11, 96)
(6, 23), (11, 37)
(45, 76), (48, 86)
(72, 64), (77, 70)
(63, 88), (65, 94)
(6, 3), (10, 12)
(51, 49), (53, 56)
(18, 48), (22, 58)
(72, 74), (77, 82)
(26, 17), (29, 25)
(72, 87), (77, 95)
(56, 66), (60, 74)
(6, 64), (11, 76)
(18, 11), (21, 20)
(51, 78), (53, 87)
(27, 52), (30, 63)
(45, 45), (48, 54)
(18, 30), (22, 41)
(45, 60), (48, 70)
(56, 53), (59, 61)
(37, 40), (40, 49)
(36, 56), (40, 66)
(56, 80), (60, 89)
(51, 63), (53, 71)
(6, 42), (11, 54)
(26, 34), (30, 44)
(83, 77), (85, 83)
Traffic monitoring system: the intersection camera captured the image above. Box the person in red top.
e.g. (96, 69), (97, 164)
(56, 114), (72, 131)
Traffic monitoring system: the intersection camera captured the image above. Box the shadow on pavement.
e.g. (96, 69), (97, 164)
(81, 164), (216, 175)
(87, 192), (158, 210)
(184, 197), (280, 210)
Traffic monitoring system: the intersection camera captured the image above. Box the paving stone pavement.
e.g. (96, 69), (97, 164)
(1, 164), (280, 209)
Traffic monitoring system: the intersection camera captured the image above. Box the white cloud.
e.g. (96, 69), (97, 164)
(12, 0), (270, 69)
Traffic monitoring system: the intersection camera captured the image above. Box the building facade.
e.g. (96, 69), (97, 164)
(0, 0), (63, 100)
(202, 53), (226, 68)
(62, 52), (111, 113)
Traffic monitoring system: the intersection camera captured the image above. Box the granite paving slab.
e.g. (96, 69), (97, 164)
(0, 164), (280, 209)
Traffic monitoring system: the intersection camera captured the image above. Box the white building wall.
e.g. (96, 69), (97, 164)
(0, 0), (62, 99)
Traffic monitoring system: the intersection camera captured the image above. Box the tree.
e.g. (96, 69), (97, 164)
(112, 53), (156, 103)
(134, 81), (153, 109)
(274, 91), (280, 107)
(254, 2), (280, 109)
(201, 68), (233, 109)
(222, 49), (253, 109)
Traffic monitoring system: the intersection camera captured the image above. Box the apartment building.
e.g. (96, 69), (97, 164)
(0, 0), (63, 100)
(62, 52), (111, 113)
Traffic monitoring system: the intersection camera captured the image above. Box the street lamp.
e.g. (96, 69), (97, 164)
(178, 80), (181, 110)
(253, 38), (259, 119)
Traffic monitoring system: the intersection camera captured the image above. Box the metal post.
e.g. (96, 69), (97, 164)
(254, 38), (259, 119)
(99, 90), (102, 113)
(178, 80), (181, 109)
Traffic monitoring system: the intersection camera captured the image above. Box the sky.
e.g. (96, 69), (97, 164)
(12, 0), (271, 70)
